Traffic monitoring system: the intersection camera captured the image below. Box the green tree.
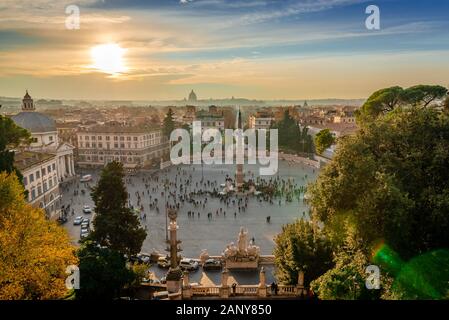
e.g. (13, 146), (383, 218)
(314, 129), (335, 155)
(310, 224), (381, 300)
(90, 161), (146, 256)
(163, 108), (175, 138)
(308, 104), (449, 299)
(0, 113), (31, 181)
(357, 85), (447, 122)
(402, 85), (448, 107)
(273, 110), (313, 154)
(76, 241), (135, 300)
(274, 219), (333, 286)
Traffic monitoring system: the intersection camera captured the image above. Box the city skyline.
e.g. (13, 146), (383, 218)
(1, 0), (449, 100)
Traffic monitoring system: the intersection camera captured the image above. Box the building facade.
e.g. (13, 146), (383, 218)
(248, 112), (274, 130)
(11, 91), (76, 183)
(15, 151), (61, 220)
(76, 123), (170, 169)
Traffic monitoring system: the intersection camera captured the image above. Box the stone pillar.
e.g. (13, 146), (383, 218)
(71, 154), (76, 176)
(182, 270), (192, 299)
(296, 270), (305, 296)
(219, 268), (230, 299)
(258, 267), (267, 297)
(298, 270), (304, 287)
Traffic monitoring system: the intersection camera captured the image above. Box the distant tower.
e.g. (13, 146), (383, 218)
(303, 100), (309, 108)
(188, 90), (197, 102)
(235, 107), (244, 192)
(22, 90), (35, 111)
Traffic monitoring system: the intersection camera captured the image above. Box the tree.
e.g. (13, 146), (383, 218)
(76, 241), (135, 300)
(0, 172), (77, 299)
(0, 113), (31, 181)
(314, 129), (335, 154)
(357, 85), (448, 122)
(90, 161), (146, 256)
(274, 219), (333, 286)
(402, 85), (448, 107)
(308, 105), (449, 299)
(310, 224), (381, 300)
(162, 108), (175, 138)
(273, 110), (313, 154)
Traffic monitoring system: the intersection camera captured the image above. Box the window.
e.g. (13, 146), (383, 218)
(49, 179), (53, 188)
(31, 189), (36, 200)
(49, 136), (53, 141)
(120, 143), (125, 148)
(54, 176), (57, 185)
(47, 165), (51, 173)
(43, 182), (47, 192)
(36, 171), (40, 179)
(91, 136), (96, 140)
(120, 136), (124, 141)
(92, 143), (96, 148)
(86, 142), (90, 148)
(23, 177), (28, 186)
(127, 136), (131, 141)
(134, 137), (138, 141)
(37, 185), (42, 196)
(98, 136), (102, 140)
(114, 143), (118, 148)
(52, 163), (56, 170)
(106, 136), (110, 141)
(99, 143), (103, 148)
(42, 168), (46, 176)
(85, 136), (89, 140)
(30, 173), (34, 182)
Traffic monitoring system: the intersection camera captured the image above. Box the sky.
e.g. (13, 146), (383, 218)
(0, 0), (448, 100)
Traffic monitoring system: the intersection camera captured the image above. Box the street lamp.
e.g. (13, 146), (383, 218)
(164, 179), (169, 241)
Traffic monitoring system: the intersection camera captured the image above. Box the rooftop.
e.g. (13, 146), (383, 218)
(14, 151), (56, 171)
(78, 123), (161, 134)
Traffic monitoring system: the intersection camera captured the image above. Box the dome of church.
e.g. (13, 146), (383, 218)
(12, 112), (56, 133)
(188, 90), (197, 102)
(11, 90), (57, 133)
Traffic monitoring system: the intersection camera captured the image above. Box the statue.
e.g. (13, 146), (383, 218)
(237, 227), (248, 254)
(200, 249), (209, 264)
(222, 228), (260, 269)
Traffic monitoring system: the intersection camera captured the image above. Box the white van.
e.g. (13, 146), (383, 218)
(80, 174), (92, 182)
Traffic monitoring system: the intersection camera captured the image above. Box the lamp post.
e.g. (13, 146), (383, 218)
(164, 179), (169, 241)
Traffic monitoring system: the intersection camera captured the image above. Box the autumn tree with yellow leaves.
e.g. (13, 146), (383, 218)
(0, 172), (77, 300)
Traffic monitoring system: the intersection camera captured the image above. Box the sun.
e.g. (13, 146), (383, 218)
(90, 43), (127, 75)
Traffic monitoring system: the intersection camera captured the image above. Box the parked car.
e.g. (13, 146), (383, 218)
(73, 216), (83, 225)
(202, 258), (222, 270)
(157, 256), (170, 268)
(137, 253), (152, 264)
(83, 205), (92, 214)
(81, 221), (89, 229)
(180, 258), (199, 271)
(80, 229), (89, 239)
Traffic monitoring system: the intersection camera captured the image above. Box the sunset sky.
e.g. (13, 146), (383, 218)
(1, 0), (448, 100)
